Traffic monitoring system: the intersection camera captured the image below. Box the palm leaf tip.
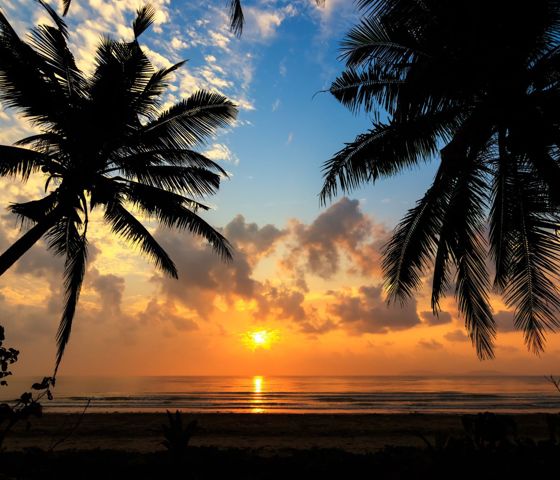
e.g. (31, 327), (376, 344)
(228, 0), (244, 37)
(133, 4), (157, 39)
(37, 0), (69, 38)
(54, 234), (88, 375)
(61, 0), (71, 16)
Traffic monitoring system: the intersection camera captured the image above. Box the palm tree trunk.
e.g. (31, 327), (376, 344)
(0, 213), (59, 276)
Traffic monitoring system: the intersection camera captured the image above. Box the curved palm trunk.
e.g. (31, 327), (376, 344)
(0, 213), (59, 276)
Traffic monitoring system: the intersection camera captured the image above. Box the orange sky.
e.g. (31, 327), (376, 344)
(1, 174), (559, 377)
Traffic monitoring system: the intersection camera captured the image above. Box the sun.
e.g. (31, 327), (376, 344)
(242, 329), (279, 351)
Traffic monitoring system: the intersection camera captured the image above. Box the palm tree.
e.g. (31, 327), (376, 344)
(0, 2), (237, 373)
(321, 0), (560, 359)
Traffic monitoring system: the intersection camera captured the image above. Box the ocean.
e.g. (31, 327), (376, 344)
(1, 376), (559, 414)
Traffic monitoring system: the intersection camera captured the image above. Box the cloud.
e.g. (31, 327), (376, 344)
(418, 339), (444, 350)
(420, 310), (452, 326)
(282, 197), (390, 280)
(444, 329), (469, 342)
(223, 215), (286, 262)
(204, 143), (239, 165)
(89, 270), (125, 318)
(328, 285), (421, 334)
(139, 298), (198, 332)
(495, 310), (517, 333)
(244, 4), (298, 40)
(151, 214), (287, 319)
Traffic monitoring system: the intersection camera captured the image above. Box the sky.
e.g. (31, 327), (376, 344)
(0, 0), (559, 377)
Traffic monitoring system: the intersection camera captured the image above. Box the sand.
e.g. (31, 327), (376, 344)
(2, 412), (552, 453)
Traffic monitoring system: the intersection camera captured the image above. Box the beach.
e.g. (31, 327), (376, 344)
(2, 412), (552, 452)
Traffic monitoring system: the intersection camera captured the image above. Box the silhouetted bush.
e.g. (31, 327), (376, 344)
(162, 410), (198, 464)
(0, 325), (54, 449)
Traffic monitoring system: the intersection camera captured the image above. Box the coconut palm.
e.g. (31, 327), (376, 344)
(321, 0), (560, 359)
(0, 2), (237, 373)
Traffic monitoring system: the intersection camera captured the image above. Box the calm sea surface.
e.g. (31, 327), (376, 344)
(1, 376), (560, 414)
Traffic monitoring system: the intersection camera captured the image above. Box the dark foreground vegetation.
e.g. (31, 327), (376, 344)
(0, 440), (559, 480)
(1, 410), (560, 479)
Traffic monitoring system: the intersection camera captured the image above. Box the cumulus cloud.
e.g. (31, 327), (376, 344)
(328, 285), (421, 334)
(420, 310), (453, 326)
(224, 215), (285, 262)
(139, 298), (198, 332)
(0, 196), (431, 358)
(282, 197), (390, 281)
(444, 329), (469, 342)
(204, 143), (239, 165)
(151, 214), (287, 319)
(418, 339), (444, 350)
(495, 310), (517, 333)
(244, 4), (298, 40)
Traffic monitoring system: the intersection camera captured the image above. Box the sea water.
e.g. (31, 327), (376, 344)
(1, 375), (559, 413)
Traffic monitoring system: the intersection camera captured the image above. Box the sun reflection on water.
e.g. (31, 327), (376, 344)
(252, 376), (265, 413)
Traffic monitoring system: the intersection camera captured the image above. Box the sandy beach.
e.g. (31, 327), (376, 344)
(2, 412), (552, 453)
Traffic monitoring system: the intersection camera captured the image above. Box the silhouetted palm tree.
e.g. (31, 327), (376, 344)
(0, 3), (237, 373)
(321, 0), (560, 359)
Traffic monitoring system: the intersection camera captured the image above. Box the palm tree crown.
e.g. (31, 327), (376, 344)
(321, 0), (560, 359)
(0, 3), (237, 373)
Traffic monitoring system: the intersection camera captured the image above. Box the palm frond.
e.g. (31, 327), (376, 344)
(111, 148), (227, 175)
(61, 0), (71, 16)
(36, 0), (68, 38)
(121, 166), (221, 197)
(133, 4), (156, 39)
(133, 61), (186, 120)
(383, 164), (454, 303)
(228, 0), (244, 37)
(446, 165), (495, 359)
(8, 191), (59, 225)
(143, 91), (238, 148)
(490, 134), (515, 290)
(320, 110), (462, 204)
(503, 166), (560, 353)
(122, 182), (233, 261)
(28, 24), (85, 99)
(329, 67), (404, 114)
(0, 11), (70, 127)
(340, 16), (423, 68)
(104, 200), (178, 278)
(0, 145), (47, 180)
(122, 179), (210, 213)
(54, 222), (87, 375)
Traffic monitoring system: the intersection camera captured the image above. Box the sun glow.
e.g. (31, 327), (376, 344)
(242, 329), (280, 350)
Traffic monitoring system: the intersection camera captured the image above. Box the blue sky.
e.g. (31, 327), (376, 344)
(0, 0), (440, 229)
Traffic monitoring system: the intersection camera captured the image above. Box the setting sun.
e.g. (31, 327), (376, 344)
(242, 330), (280, 351)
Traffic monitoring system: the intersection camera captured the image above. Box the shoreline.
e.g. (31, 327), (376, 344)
(3, 412), (553, 453)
